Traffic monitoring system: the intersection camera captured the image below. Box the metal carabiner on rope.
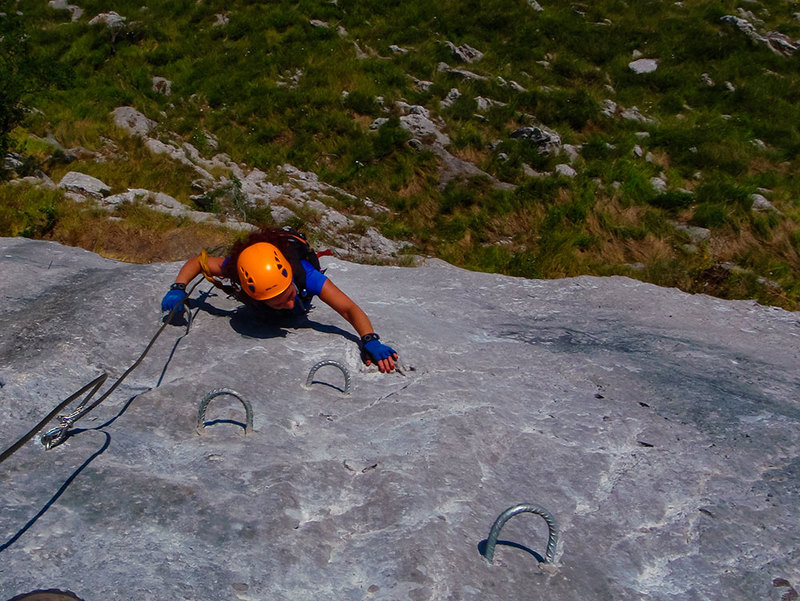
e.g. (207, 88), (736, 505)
(41, 415), (76, 450)
(37, 373), (109, 451)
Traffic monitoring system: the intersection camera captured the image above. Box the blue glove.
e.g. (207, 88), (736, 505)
(362, 337), (396, 363)
(161, 287), (188, 312)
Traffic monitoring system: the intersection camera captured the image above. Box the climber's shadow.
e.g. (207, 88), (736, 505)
(180, 288), (359, 345)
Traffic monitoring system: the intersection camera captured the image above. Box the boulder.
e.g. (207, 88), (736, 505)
(510, 126), (562, 154)
(152, 77), (172, 96)
(57, 172), (111, 198)
(88, 11), (126, 28)
(112, 107), (157, 137)
(440, 88), (462, 109)
(750, 193), (779, 213)
(555, 164), (577, 178)
(445, 41), (484, 63)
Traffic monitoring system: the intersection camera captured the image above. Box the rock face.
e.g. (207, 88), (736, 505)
(0, 238), (799, 601)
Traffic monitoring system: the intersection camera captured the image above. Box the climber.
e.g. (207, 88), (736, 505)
(160, 228), (398, 373)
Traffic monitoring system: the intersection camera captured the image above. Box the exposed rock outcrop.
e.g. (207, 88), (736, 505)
(1, 238), (798, 600)
(722, 15), (798, 55)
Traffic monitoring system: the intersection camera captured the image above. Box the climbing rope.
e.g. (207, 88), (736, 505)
(0, 278), (202, 463)
(303, 359), (351, 395)
(196, 388), (254, 435)
(484, 503), (559, 565)
(0, 374), (107, 463)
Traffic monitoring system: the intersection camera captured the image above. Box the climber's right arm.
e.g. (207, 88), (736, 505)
(174, 255), (225, 285)
(161, 255), (225, 312)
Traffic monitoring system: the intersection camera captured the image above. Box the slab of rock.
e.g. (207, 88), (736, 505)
(445, 41), (484, 63)
(0, 238), (798, 601)
(57, 172), (110, 198)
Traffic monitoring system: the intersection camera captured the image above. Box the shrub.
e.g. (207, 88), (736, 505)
(0, 184), (63, 237)
(343, 91), (381, 116)
(691, 203), (729, 228)
(649, 190), (694, 211)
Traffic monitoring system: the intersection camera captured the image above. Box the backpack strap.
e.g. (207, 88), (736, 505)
(199, 250), (242, 299)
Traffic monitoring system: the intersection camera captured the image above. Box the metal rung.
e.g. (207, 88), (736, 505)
(197, 388), (254, 435)
(484, 503), (559, 565)
(303, 360), (351, 396)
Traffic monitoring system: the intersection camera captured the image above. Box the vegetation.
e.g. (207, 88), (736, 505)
(2, 0), (799, 309)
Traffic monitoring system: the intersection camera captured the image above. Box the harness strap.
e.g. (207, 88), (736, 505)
(198, 250), (219, 285)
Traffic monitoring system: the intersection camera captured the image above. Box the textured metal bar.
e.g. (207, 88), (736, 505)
(197, 388), (254, 435)
(303, 360), (351, 396)
(484, 503), (559, 564)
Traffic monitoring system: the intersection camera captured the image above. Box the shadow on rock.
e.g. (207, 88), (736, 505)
(0, 431), (111, 554)
(477, 538), (545, 564)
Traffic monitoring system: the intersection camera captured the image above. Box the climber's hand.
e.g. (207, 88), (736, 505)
(362, 338), (398, 373)
(161, 288), (188, 313)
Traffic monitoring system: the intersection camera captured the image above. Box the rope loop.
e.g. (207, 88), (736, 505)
(197, 388), (254, 435)
(303, 360), (351, 396)
(484, 503), (559, 565)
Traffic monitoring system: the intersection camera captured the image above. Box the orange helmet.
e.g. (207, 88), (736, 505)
(236, 242), (293, 300)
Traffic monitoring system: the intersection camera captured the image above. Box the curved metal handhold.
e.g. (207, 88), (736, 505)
(303, 360), (351, 396)
(484, 503), (559, 565)
(197, 388), (254, 435)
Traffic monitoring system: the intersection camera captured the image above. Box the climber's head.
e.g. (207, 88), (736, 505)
(236, 242), (293, 301)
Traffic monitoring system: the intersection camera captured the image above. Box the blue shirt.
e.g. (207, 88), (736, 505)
(300, 259), (327, 297)
(222, 256), (327, 314)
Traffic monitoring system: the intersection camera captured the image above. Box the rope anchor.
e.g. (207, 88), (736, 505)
(484, 503), (559, 565)
(197, 388), (254, 435)
(303, 360), (351, 396)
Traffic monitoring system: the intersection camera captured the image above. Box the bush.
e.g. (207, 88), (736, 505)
(343, 91), (381, 116)
(0, 184), (63, 237)
(691, 203), (729, 228)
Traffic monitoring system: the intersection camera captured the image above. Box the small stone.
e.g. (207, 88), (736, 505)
(628, 58), (658, 74)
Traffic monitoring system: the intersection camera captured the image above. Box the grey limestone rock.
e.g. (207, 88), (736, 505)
(510, 126), (562, 154)
(628, 58), (658, 74)
(151, 76), (172, 96)
(88, 11), (126, 28)
(555, 163), (577, 178)
(112, 107), (157, 137)
(671, 222), (711, 244)
(750, 193), (780, 214)
(620, 105), (654, 124)
(440, 88), (462, 109)
(445, 41), (484, 63)
(57, 172), (110, 199)
(47, 0), (83, 20)
(0, 238), (798, 601)
(721, 15), (798, 55)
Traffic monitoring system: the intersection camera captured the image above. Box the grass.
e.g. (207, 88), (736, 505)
(2, 0), (799, 309)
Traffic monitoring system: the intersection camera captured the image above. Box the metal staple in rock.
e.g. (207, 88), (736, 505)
(484, 503), (559, 565)
(303, 360), (351, 396)
(197, 388), (254, 435)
